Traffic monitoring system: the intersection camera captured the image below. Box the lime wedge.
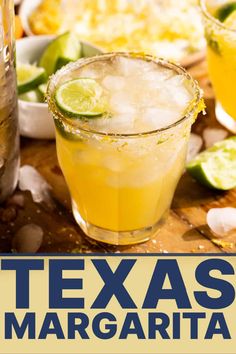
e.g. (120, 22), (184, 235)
(187, 137), (236, 190)
(19, 89), (44, 103)
(216, 2), (236, 22)
(17, 64), (46, 95)
(54, 78), (107, 118)
(224, 9), (236, 28)
(39, 32), (82, 76)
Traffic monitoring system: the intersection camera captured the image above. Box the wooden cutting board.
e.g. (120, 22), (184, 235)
(0, 55), (236, 254)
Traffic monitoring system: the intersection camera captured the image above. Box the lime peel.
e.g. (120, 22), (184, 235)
(187, 137), (236, 190)
(39, 32), (82, 76)
(17, 64), (46, 95)
(216, 2), (236, 22)
(223, 9), (236, 29)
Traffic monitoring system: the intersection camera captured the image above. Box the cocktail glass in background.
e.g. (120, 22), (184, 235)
(200, 0), (236, 132)
(47, 53), (203, 245)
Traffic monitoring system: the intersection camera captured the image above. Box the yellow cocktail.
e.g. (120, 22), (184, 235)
(47, 53), (203, 245)
(200, 0), (236, 130)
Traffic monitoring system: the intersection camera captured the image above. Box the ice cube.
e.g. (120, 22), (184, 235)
(19, 165), (52, 204)
(88, 117), (110, 132)
(187, 133), (203, 163)
(102, 75), (125, 91)
(78, 67), (100, 79)
(138, 79), (190, 112)
(141, 75), (162, 92)
(13, 224), (43, 253)
(203, 128), (228, 149)
(115, 56), (156, 76)
(110, 92), (136, 115)
(164, 75), (192, 109)
(79, 61), (112, 79)
(207, 208), (236, 237)
(102, 155), (124, 172)
(143, 68), (174, 87)
(80, 56), (193, 135)
(141, 107), (179, 130)
(107, 113), (135, 133)
(89, 112), (135, 134)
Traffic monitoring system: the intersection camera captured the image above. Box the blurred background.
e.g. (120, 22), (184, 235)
(15, 0), (205, 63)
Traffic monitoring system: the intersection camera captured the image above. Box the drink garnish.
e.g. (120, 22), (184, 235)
(54, 78), (107, 118)
(187, 137), (236, 190)
(17, 64), (46, 94)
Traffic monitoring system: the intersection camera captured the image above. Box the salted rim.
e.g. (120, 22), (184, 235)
(200, 0), (236, 33)
(47, 52), (203, 139)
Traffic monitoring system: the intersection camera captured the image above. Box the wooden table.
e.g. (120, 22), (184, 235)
(1, 57), (236, 254)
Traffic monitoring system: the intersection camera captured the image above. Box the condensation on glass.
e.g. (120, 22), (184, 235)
(0, 0), (19, 203)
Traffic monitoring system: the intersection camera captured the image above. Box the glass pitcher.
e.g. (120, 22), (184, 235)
(0, 0), (19, 203)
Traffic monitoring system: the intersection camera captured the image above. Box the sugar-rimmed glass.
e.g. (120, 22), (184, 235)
(47, 52), (203, 245)
(200, 0), (236, 132)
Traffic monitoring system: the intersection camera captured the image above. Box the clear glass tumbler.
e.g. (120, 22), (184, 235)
(47, 53), (203, 245)
(200, 0), (236, 132)
(0, 0), (19, 203)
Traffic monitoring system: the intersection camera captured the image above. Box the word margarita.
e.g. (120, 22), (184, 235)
(4, 311), (230, 340)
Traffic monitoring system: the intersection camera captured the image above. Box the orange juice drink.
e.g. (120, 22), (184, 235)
(200, 0), (236, 131)
(47, 53), (203, 245)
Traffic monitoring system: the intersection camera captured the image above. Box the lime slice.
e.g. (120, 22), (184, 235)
(54, 78), (107, 118)
(39, 32), (82, 76)
(19, 89), (44, 103)
(187, 137), (236, 190)
(224, 9), (236, 28)
(17, 64), (46, 95)
(216, 2), (236, 22)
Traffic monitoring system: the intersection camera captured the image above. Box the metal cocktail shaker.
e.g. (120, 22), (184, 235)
(0, 0), (19, 203)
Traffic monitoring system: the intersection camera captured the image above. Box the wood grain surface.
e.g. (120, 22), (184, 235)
(0, 56), (235, 254)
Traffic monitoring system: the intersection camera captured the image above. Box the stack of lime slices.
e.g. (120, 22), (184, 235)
(17, 32), (82, 103)
(187, 137), (236, 190)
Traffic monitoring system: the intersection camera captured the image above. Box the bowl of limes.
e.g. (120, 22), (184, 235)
(16, 32), (102, 139)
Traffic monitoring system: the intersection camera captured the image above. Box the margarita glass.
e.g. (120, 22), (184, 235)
(47, 52), (203, 245)
(200, 0), (236, 132)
